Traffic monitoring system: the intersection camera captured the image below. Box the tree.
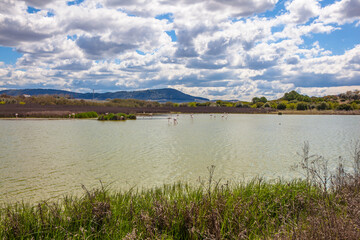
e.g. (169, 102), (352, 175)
(283, 91), (301, 101)
(260, 97), (267, 103)
(252, 97), (260, 104)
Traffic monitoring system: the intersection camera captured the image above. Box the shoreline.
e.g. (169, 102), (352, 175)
(1, 104), (360, 118)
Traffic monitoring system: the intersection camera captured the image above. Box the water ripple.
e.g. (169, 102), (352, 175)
(1, 115), (360, 203)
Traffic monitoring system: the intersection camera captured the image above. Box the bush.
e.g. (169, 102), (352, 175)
(98, 113), (136, 120)
(316, 102), (329, 110)
(188, 102), (197, 107)
(263, 102), (271, 108)
(277, 103), (286, 110)
(127, 114), (137, 120)
(287, 103), (296, 110)
(296, 102), (308, 110)
(270, 102), (277, 109)
(235, 102), (243, 108)
(255, 102), (264, 108)
(75, 111), (98, 118)
(351, 102), (359, 110)
(196, 102), (211, 107)
(337, 104), (353, 111)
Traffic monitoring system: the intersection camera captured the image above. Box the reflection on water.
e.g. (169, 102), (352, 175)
(0, 114), (359, 203)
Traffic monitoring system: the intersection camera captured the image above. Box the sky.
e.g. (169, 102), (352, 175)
(0, 0), (359, 100)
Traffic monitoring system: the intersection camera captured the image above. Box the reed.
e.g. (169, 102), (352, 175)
(1, 179), (359, 239)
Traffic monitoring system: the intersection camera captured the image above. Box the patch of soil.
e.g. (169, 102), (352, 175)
(0, 104), (275, 118)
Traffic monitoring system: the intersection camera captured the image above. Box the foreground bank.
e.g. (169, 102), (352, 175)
(1, 175), (360, 239)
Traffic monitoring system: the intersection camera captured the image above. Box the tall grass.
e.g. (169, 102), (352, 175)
(1, 144), (360, 239)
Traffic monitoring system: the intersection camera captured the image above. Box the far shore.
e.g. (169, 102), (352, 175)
(1, 104), (360, 118)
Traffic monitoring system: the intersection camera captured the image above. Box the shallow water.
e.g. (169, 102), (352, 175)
(1, 114), (359, 203)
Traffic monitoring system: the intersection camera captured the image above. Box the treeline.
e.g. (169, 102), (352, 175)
(190, 90), (360, 111)
(248, 90), (360, 111)
(1, 90), (360, 111)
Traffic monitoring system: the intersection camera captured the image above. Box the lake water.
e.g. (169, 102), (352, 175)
(1, 114), (360, 203)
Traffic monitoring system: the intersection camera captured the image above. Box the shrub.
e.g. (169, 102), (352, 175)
(296, 102), (308, 110)
(316, 102), (329, 110)
(351, 102), (359, 110)
(263, 102), (271, 108)
(287, 103), (296, 110)
(75, 111), (98, 118)
(270, 102), (277, 109)
(188, 102), (197, 107)
(277, 103), (286, 110)
(337, 104), (353, 111)
(0, 101), (5, 104)
(196, 102), (211, 107)
(235, 102), (243, 108)
(127, 114), (136, 120)
(255, 102), (264, 108)
(97, 113), (136, 120)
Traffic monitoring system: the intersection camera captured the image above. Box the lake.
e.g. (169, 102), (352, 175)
(1, 114), (359, 203)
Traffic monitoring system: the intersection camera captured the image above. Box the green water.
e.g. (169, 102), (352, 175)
(1, 114), (359, 203)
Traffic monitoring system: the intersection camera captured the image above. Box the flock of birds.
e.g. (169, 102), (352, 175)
(166, 113), (229, 125)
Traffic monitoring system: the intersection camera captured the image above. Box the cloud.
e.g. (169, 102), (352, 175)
(23, 0), (58, 7)
(319, 0), (360, 24)
(103, 0), (278, 17)
(286, 56), (299, 65)
(0, 0), (359, 100)
(0, 17), (53, 46)
(54, 60), (92, 71)
(281, 0), (320, 24)
(76, 36), (136, 59)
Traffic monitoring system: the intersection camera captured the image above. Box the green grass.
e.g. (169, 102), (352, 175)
(1, 178), (359, 239)
(74, 111), (99, 118)
(97, 113), (137, 121)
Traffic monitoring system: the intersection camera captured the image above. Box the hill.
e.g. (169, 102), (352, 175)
(0, 88), (209, 103)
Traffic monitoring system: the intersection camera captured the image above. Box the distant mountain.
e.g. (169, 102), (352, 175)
(0, 88), (209, 103)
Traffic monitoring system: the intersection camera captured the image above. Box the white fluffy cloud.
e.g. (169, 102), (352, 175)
(0, 0), (359, 100)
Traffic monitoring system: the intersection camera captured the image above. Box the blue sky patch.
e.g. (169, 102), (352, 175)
(155, 13), (174, 23)
(302, 22), (360, 55)
(136, 50), (146, 55)
(27, 6), (41, 14)
(47, 11), (55, 17)
(165, 30), (177, 42)
(67, 0), (84, 6)
(0, 47), (23, 65)
(67, 35), (78, 41)
(318, 0), (336, 8)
